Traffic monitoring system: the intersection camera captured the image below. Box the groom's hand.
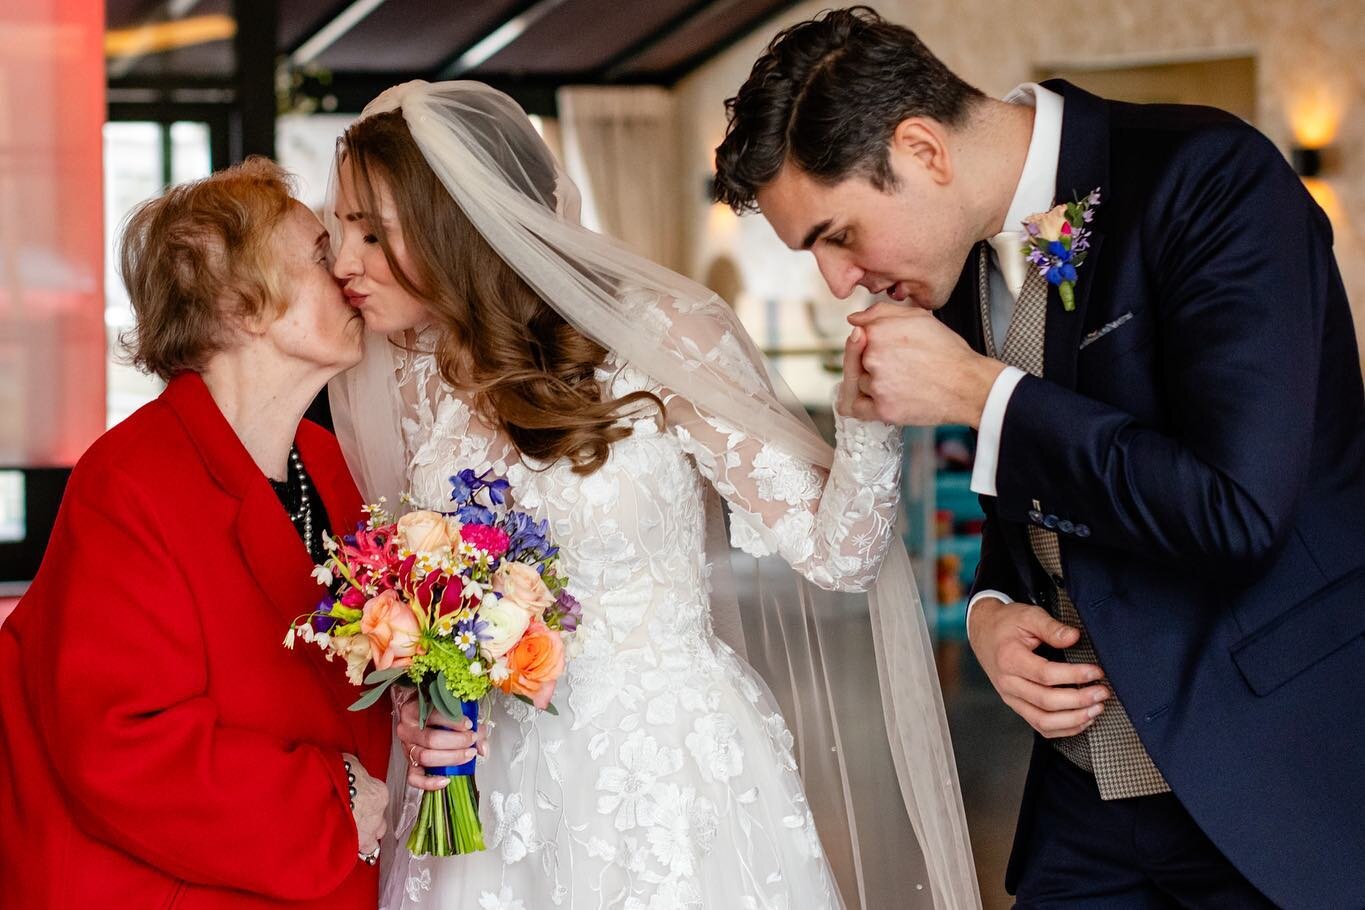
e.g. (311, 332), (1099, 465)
(846, 303), (1005, 427)
(967, 596), (1112, 738)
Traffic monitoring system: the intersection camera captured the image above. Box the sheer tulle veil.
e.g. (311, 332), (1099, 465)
(326, 80), (980, 909)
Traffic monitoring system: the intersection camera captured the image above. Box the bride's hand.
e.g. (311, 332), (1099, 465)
(836, 326), (869, 418)
(395, 698), (489, 791)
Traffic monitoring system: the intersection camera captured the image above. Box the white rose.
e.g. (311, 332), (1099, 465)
(479, 596), (536, 659)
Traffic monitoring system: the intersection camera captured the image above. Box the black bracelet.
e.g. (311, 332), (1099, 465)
(343, 758), (379, 865)
(343, 758), (358, 808)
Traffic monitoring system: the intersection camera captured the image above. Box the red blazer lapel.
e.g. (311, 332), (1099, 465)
(161, 374), (366, 740)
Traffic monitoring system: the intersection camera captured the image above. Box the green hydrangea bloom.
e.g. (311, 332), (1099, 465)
(408, 639), (492, 703)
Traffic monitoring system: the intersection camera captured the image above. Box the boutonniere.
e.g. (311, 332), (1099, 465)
(1021, 188), (1101, 311)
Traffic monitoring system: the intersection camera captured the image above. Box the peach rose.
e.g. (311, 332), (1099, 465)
(491, 562), (555, 614)
(496, 617), (565, 710)
(360, 589), (423, 670)
(1025, 204), (1069, 243)
(396, 510), (459, 556)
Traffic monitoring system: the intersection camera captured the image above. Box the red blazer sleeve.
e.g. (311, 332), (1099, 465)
(26, 464), (361, 901)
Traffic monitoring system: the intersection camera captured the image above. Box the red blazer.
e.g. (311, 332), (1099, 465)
(0, 373), (392, 909)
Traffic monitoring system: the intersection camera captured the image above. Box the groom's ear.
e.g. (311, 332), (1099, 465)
(889, 118), (953, 187)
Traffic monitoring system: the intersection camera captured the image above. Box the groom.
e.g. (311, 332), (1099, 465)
(714, 7), (1365, 909)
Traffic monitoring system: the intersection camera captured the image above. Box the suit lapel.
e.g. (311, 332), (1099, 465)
(937, 245), (1040, 580)
(936, 241), (990, 355)
(1041, 79), (1111, 391)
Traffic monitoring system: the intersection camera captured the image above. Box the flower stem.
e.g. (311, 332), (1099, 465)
(406, 777), (484, 856)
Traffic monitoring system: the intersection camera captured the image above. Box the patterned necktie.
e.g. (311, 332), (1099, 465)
(977, 245), (1169, 800)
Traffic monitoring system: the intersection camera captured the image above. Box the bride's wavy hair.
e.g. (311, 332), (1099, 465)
(339, 110), (661, 474)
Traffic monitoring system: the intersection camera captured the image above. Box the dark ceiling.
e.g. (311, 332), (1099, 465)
(106, 0), (802, 110)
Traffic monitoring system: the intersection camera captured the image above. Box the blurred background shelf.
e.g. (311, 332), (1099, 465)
(902, 426), (985, 641)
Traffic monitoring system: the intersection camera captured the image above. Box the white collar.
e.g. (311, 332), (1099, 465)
(1000, 83), (1065, 233)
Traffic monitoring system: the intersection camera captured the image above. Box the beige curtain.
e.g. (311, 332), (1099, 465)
(556, 86), (683, 271)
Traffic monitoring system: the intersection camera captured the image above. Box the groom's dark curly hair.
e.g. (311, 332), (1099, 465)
(713, 6), (985, 213)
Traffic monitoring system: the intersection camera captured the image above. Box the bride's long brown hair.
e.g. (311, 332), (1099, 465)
(340, 111), (661, 474)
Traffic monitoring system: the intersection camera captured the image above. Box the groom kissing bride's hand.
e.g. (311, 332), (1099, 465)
(845, 303), (1113, 740)
(845, 302), (1002, 428)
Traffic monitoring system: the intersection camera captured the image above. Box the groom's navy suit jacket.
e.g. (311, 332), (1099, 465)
(938, 81), (1365, 908)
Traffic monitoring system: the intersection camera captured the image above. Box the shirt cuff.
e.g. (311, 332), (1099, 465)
(969, 366), (1027, 497)
(965, 589), (1013, 627)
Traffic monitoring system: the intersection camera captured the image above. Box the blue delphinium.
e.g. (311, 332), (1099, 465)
(502, 510), (554, 562)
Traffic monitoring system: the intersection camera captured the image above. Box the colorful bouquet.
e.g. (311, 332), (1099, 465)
(286, 469), (580, 856)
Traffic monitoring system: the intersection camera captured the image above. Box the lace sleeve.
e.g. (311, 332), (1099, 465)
(665, 385), (903, 593)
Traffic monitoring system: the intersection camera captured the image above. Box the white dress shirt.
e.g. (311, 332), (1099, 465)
(968, 83), (1064, 614)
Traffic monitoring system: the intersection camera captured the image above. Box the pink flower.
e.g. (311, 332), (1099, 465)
(459, 523), (511, 558)
(491, 562), (554, 614)
(360, 590), (423, 670)
(1060, 221), (1072, 236)
(339, 527), (402, 583)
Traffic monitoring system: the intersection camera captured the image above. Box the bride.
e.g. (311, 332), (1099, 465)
(326, 81), (978, 909)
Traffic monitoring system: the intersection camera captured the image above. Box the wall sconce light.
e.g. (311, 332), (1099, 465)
(1292, 145), (1340, 180)
(1291, 147), (1322, 178)
(1287, 85), (1343, 180)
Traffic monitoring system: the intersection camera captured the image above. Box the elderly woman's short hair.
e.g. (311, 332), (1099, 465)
(119, 156), (297, 380)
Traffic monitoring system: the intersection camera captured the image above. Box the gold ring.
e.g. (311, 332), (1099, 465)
(408, 743), (420, 768)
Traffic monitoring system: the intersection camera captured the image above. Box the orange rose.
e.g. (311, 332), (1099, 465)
(496, 617), (565, 710)
(491, 562), (555, 614)
(360, 589), (424, 670)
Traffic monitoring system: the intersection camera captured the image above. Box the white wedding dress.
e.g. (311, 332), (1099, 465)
(385, 326), (904, 910)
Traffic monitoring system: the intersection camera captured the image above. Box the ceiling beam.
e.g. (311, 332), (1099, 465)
(435, 0), (571, 80)
(289, 0), (388, 67)
(107, 0), (208, 80)
(657, 0), (807, 86)
(597, 0), (718, 82)
(319, 71), (575, 117)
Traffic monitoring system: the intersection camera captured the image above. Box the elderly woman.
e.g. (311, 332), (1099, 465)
(0, 159), (463, 908)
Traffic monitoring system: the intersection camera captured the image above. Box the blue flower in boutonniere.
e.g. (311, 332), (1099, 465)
(1022, 188), (1101, 311)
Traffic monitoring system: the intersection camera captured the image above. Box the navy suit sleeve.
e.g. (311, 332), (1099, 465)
(994, 132), (1329, 564)
(971, 509), (1027, 603)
